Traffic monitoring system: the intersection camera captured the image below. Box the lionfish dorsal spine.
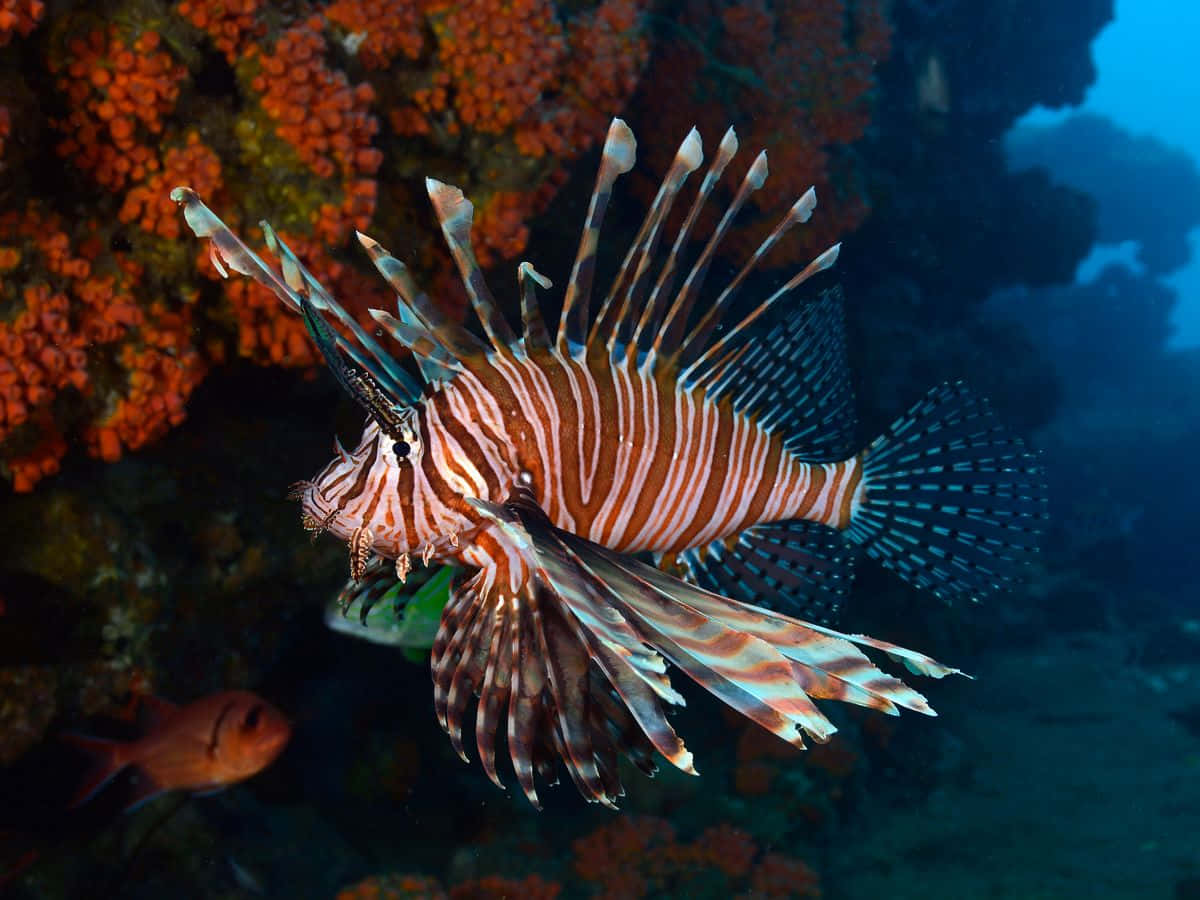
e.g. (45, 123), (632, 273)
(633, 126), (740, 369)
(678, 242), (842, 390)
(517, 262), (553, 353)
(426, 178), (518, 354)
(679, 187), (818, 369)
(367, 308), (462, 382)
(264, 223), (425, 403)
(556, 118), (637, 360)
(652, 149), (769, 369)
(587, 127), (703, 361)
(356, 230), (488, 362)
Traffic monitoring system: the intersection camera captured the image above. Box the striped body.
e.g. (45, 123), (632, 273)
(299, 346), (863, 570)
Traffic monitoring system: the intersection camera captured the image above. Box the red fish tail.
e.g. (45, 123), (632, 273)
(60, 733), (129, 808)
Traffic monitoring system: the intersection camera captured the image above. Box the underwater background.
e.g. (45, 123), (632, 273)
(0, 0), (1197, 897)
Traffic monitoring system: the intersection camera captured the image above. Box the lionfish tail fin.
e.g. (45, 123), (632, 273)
(847, 382), (1048, 602)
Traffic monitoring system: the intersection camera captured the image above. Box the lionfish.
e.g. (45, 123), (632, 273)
(171, 119), (1045, 808)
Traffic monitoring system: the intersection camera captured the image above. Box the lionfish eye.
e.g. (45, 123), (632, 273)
(394, 440), (411, 460)
(243, 705), (262, 731)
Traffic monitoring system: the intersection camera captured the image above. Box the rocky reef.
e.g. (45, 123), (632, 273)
(9, 0), (1180, 898)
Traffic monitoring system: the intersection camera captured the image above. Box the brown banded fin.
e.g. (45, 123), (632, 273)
(171, 187), (422, 404)
(348, 526), (374, 581)
(447, 489), (956, 807)
(635, 126), (740, 365)
(355, 230), (488, 362)
(517, 262), (553, 352)
(426, 178), (518, 354)
(589, 127), (703, 359)
(368, 308), (463, 381)
(679, 243), (840, 389)
(557, 118), (637, 359)
(655, 149), (769, 367)
(678, 187), (818, 367)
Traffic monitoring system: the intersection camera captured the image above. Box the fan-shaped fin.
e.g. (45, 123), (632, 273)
(710, 286), (858, 461)
(846, 382), (1048, 602)
(679, 519), (855, 626)
(467, 490), (958, 758)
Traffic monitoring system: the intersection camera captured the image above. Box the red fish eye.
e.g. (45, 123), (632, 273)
(394, 441), (411, 460)
(243, 705), (263, 731)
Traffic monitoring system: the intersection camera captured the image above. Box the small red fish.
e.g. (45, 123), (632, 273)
(64, 691), (291, 811)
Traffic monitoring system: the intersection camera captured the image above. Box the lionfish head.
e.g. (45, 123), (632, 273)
(293, 409), (424, 555)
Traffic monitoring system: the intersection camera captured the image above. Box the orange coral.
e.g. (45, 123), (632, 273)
(176, 0), (264, 64)
(449, 875), (560, 900)
(0, 204), (207, 489)
(326, 0), (423, 69)
(250, 18), (382, 182)
(6, 425), (66, 493)
(749, 853), (822, 899)
(421, 0), (566, 134)
(120, 133), (223, 239)
(0, 0), (43, 47)
(573, 815), (821, 899)
(85, 302), (208, 462)
(336, 873), (447, 900)
(633, 0), (891, 264)
(51, 27), (186, 192)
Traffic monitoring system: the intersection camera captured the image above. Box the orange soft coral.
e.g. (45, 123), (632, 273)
(51, 27), (187, 192)
(633, 0), (891, 264)
(0, 205), (207, 489)
(325, 0), (423, 69)
(572, 815), (821, 899)
(176, 0), (264, 64)
(449, 875), (560, 900)
(85, 302), (208, 462)
(120, 133), (223, 239)
(422, 0), (566, 134)
(250, 17), (382, 182)
(0, 0), (43, 47)
(336, 873), (447, 900)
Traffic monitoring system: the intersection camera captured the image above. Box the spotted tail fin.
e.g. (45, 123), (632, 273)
(846, 382), (1047, 601)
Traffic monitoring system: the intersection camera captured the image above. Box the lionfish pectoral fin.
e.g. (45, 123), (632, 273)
(430, 494), (693, 808)
(470, 492), (958, 772)
(679, 519), (855, 626)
